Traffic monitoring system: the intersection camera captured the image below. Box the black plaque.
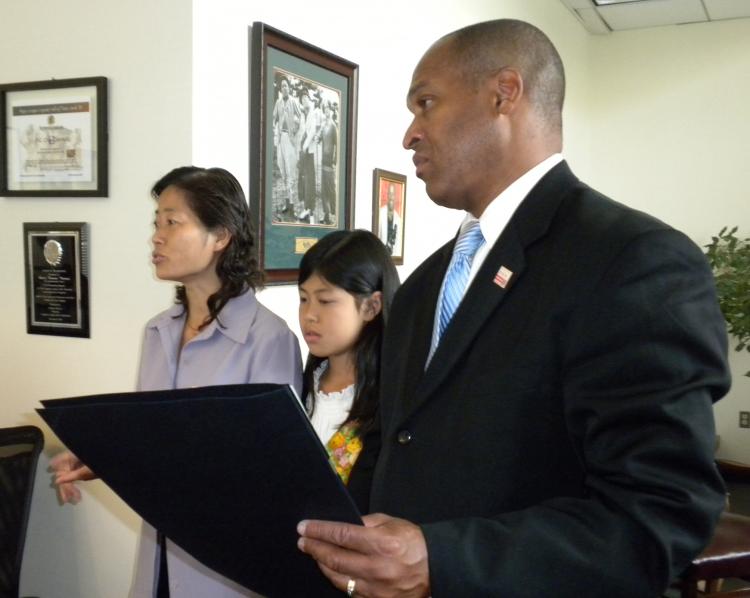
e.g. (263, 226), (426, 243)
(23, 222), (89, 337)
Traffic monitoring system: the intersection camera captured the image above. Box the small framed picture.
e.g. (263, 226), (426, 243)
(23, 222), (90, 338)
(372, 169), (406, 265)
(249, 22), (358, 283)
(0, 77), (108, 197)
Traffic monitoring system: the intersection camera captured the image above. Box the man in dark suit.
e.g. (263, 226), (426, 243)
(298, 19), (730, 598)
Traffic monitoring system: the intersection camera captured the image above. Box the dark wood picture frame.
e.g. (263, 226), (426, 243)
(249, 22), (358, 283)
(0, 77), (108, 197)
(372, 168), (407, 265)
(23, 222), (90, 338)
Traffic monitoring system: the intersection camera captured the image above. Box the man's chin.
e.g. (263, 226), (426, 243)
(426, 185), (463, 211)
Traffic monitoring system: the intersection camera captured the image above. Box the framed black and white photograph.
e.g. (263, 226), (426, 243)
(23, 222), (90, 338)
(372, 168), (406, 265)
(0, 77), (108, 197)
(250, 22), (358, 283)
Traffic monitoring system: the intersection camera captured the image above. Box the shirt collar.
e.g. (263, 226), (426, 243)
(462, 153), (564, 245)
(145, 288), (259, 345)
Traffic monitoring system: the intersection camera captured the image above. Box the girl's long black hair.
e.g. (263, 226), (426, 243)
(299, 229), (400, 434)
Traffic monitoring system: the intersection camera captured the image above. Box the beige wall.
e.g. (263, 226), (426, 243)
(0, 1), (191, 596)
(1, 0), (747, 595)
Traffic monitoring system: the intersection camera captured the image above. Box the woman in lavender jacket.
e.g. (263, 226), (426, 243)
(53, 166), (302, 598)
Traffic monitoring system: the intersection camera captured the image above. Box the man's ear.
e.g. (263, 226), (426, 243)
(492, 67), (524, 115)
(362, 291), (383, 322)
(213, 227), (232, 252)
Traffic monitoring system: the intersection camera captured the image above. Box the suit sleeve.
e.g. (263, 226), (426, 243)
(421, 229), (730, 598)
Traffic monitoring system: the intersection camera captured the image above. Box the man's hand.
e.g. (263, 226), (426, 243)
(297, 513), (430, 598)
(49, 451), (95, 504)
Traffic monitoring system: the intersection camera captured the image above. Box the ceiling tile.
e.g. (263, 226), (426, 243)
(704, 0), (750, 20)
(598, 0), (708, 30)
(574, 7), (612, 32)
(559, 0), (750, 33)
(593, 0), (642, 5)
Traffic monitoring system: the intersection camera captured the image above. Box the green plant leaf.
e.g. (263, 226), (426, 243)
(706, 227), (750, 376)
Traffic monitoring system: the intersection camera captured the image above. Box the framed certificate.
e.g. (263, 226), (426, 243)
(23, 222), (90, 338)
(1, 77), (108, 197)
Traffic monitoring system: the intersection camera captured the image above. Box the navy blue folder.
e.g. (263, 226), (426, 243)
(38, 383), (362, 598)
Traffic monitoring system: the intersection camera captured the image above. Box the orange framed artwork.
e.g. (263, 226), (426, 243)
(371, 168), (406, 265)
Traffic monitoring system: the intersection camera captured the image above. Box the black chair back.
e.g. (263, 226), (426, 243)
(0, 426), (44, 598)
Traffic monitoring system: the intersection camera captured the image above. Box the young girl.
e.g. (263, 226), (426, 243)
(297, 229), (400, 512)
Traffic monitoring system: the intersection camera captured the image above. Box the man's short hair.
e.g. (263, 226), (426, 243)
(445, 19), (565, 133)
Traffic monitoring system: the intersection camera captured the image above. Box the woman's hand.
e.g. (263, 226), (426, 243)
(49, 451), (96, 504)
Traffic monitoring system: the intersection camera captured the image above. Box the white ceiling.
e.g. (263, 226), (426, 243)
(559, 0), (750, 34)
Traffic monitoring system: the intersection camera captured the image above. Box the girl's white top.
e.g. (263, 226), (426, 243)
(307, 360), (355, 444)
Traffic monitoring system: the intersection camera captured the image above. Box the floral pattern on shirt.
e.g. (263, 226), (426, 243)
(325, 421), (362, 485)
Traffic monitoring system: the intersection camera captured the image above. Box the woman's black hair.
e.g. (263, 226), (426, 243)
(151, 166), (264, 326)
(299, 229), (400, 434)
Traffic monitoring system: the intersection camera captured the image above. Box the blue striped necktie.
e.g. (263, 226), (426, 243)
(437, 220), (485, 340)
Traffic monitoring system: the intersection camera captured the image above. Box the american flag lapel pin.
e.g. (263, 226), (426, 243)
(493, 266), (513, 289)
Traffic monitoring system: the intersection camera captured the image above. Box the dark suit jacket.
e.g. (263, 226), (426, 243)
(369, 162), (730, 597)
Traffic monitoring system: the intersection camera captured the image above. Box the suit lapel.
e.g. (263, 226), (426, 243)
(415, 221), (526, 401)
(409, 161), (580, 411)
(399, 244), (454, 395)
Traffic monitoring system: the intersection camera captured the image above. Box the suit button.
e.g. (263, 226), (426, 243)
(397, 430), (412, 445)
